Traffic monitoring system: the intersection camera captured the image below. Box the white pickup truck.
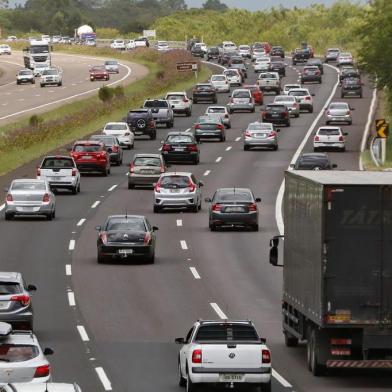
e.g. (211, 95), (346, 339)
(176, 320), (272, 392)
(257, 72), (281, 95)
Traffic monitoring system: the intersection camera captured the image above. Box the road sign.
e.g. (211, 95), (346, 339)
(176, 62), (198, 72)
(376, 118), (389, 138)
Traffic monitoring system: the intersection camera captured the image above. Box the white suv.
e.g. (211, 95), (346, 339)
(165, 91), (192, 116)
(40, 68), (62, 87)
(110, 39), (125, 50)
(103, 122), (134, 149)
(288, 88), (314, 113)
(313, 126), (347, 152)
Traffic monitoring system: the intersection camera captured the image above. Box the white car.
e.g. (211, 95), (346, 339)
(238, 44), (251, 58)
(288, 88), (314, 112)
(223, 69), (242, 86)
(176, 320), (272, 392)
(253, 57), (270, 72)
(197, 43), (208, 53)
(0, 44), (11, 55)
(33, 64), (50, 77)
(165, 91), (192, 116)
(40, 68), (62, 87)
(134, 38), (148, 47)
(337, 52), (354, 67)
(222, 41), (237, 52)
(110, 39), (126, 50)
(84, 39), (96, 47)
(314, 126), (347, 152)
(16, 69), (35, 85)
(157, 41), (170, 51)
(210, 74), (230, 92)
(205, 105), (231, 128)
(227, 88), (255, 113)
(7, 36), (17, 41)
(103, 122), (135, 149)
(274, 95), (300, 117)
(104, 60), (119, 74)
(126, 40), (136, 50)
(258, 71), (281, 94)
(252, 48), (266, 61)
(2, 383), (82, 392)
(51, 36), (61, 43)
(283, 83), (302, 95)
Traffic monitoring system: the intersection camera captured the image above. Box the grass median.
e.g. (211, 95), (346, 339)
(0, 46), (211, 175)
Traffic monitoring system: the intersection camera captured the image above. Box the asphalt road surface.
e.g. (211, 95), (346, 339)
(0, 57), (389, 392)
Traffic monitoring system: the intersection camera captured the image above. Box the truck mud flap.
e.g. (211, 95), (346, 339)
(327, 360), (392, 369)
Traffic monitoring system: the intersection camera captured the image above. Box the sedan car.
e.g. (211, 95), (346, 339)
(165, 91), (192, 116)
(292, 152), (337, 170)
(274, 95), (300, 117)
(205, 106), (231, 128)
(206, 188), (261, 231)
(243, 122), (279, 151)
(89, 135), (123, 165)
(325, 102), (353, 125)
(128, 154), (166, 189)
(16, 69), (35, 85)
(103, 122), (134, 149)
(253, 57), (271, 73)
(161, 132), (200, 164)
(104, 60), (119, 73)
(70, 141), (111, 175)
(89, 66), (109, 81)
(300, 66), (322, 84)
(325, 48), (340, 63)
(288, 88), (314, 112)
(262, 104), (290, 126)
(337, 52), (354, 66)
(314, 126), (347, 152)
(192, 83), (217, 103)
(194, 115), (226, 142)
(96, 215), (158, 264)
(210, 74), (230, 93)
(5, 179), (55, 221)
(153, 172), (203, 213)
(227, 89), (255, 113)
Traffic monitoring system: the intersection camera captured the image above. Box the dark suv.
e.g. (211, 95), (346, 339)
(292, 153), (337, 170)
(192, 83), (217, 104)
(292, 48), (310, 65)
(126, 109), (157, 140)
(341, 77), (363, 98)
(206, 47), (220, 61)
(270, 46), (285, 58)
(262, 104), (290, 127)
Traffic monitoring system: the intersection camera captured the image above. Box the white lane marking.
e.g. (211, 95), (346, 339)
(185, 127), (192, 133)
(204, 170), (211, 176)
(95, 367), (113, 391)
(67, 291), (76, 306)
(18, 98), (25, 101)
(91, 201), (100, 209)
(176, 219), (183, 227)
(71, 83), (77, 86)
(180, 240), (188, 250)
(215, 156), (222, 163)
(77, 218), (86, 226)
(65, 264), (72, 276)
(77, 325), (90, 342)
(108, 184), (117, 192)
(68, 240), (76, 251)
(35, 94), (41, 97)
(275, 63), (340, 235)
(0, 204), (4, 211)
(190, 267), (201, 279)
(225, 146), (232, 151)
(1, 103), (7, 106)
(210, 302), (228, 319)
(359, 87), (378, 169)
(272, 369), (293, 388)
(235, 137), (241, 142)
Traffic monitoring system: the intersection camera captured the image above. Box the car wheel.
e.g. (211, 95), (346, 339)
(309, 107), (314, 113)
(4, 212), (13, 221)
(186, 374), (197, 392)
(72, 186), (78, 195)
(260, 381), (272, 392)
(58, 82), (62, 86)
(273, 145), (278, 151)
(153, 205), (160, 213)
(32, 80), (35, 84)
(244, 145), (250, 151)
(341, 94), (344, 98)
(146, 253), (155, 264)
(193, 157), (199, 165)
(193, 99), (197, 104)
(251, 107), (255, 113)
(128, 182), (135, 190)
(209, 223), (217, 231)
(252, 224), (259, 232)
(348, 121), (352, 125)
(97, 251), (105, 264)
(178, 363), (186, 387)
(195, 136), (200, 143)
(77, 183), (81, 193)
(186, 109), (192, 117)
(103, 168), (109, 176)
(213, 99), (217, 104)
(359, 93), (363, 98)
(341, 147), (346, 152)
(220, 135), (225, 142)
(286, 121), (291, 127)
(227, 123), (231, 129)
(46, 212), (53, 221)
(52, 209), (56, 219)
(228, 109), (233, 114)
(40, 84), (44, 87)
(166, 121), (173, 128)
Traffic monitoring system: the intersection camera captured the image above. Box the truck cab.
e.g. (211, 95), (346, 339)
(23, 40), (51, 69)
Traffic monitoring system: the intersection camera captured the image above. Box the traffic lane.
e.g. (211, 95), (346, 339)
(0, 54), (22, 87)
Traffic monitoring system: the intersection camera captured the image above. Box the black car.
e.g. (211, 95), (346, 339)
(187, 38), (200, 51)
(96, 215), (158, 264)
(192, 83), (217, 103)
(161, 132), (200, 164)
(339, 67), (360, 83)
(191, 44), (205, 58)
(125, 109), (156, 140)
(270, 61), (286, 76)
(218, 51), (238, 66)
(292, 153), (337, 170)
(262, 104), (290, 126)
(341, 77), (363, 98)
(307, 58), (324, 74)
(270, 46), (285, 58)
(89, 134), (123, 165)
(206, 47), (220, 61)
(292, 48), (310, 65)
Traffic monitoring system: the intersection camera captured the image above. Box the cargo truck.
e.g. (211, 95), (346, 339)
(23, 40), (51, 69)
(269, 170), (392, 375)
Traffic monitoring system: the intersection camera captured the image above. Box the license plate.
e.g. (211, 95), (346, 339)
(50, 177), (63, 181)
(174, 147), (185, 151)
(271, 114), (279, 117)
(219, 374), (244, 382)
(135, 131), (143, 135)
(20, 207), (35, 212)
(118, 249), (133, 255)
(82, 155), (92, 160)
(225, 206), (245, 213)
(170, 189), (180, 193)
(141, 170), (154, 174)
(255, 133), (267, 138)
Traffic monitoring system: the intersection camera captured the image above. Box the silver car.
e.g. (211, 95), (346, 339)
(0, 322), (53, 383)
(205, 106), (231, 128)
(274, 95), (300, 117)
(153, 172), (203, 213)
(243, 122), (279, 151)
(5, 179), (55, 221)
(104, 60), (119, 74)
(128, 154), (166, 189)
(2, 383), (82, 391)
(325, 102), (353, 125)
(227, 89), (255, 113)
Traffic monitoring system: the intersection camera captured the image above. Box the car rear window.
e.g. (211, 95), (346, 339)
(266, 105), (286, 112)
(42, 158), (74, 168)
(19, 71), (32, 75)
(232, 90), (250, 98)
(0, 282), (21, 295)
(160, 176), (190, 188)
(105, 61), (117, 65)
(329, 103), (348, 110)
(318, 128), (340, 135)
(167, 135), (193, 143)
(166, 95), (185, 100)
(11, 182), (46, 191)
(197, 85), (213, 90)
(73, 144), (101, 152)
(216, 190), (253, 202)
(224, 71), (238, 77)
(289, 90), (307, 96)
(106, 218), (146, 231)
(90, 136), (116, 146)
(133, 157), (161, 166)
(195, 324), (259, 341)
(211, 76), (226, 81)
(0, 345), (39, 362)
(144, 100), (168, 108)
(42, 70), (58, 75)
(275, 96), (295, 103)
(259, 73), (276, 79)
(207, 107), (225, 114)
(297, 157), (328, 169)
(247, 123), (271, 131)
(105, 123), (127, 131)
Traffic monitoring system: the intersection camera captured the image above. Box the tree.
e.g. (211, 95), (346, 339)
(161, 0), (187, 10)
(202, 0), (227, 11)
(0, 0), (8, 8)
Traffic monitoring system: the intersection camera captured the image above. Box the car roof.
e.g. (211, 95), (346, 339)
(317, 126), (341, 130)
(167, 131), (193, 136)
(107, 214), (145, 219)
(9, 383), (80, 392)
(216, 188), (252, 193)
(289, 88), (310, 93)
(0, 272), (21, 282)
(74, 140), (103, 145)
(104, 122), (127, 126)
(300, 153), (329, 158)
(166, 91), (186, 95)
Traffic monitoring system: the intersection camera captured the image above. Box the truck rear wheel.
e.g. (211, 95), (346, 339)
(307, 329), (326, 376)
(259, 381), (271, 392)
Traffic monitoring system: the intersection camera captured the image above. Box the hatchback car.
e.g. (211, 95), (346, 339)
(89, 66), (109, 81)
(128, 154), (166, 189)
(243, 122), (279, 151)
(227, 89), (255, 113)
(165, 91), (192, 116)
(292, 153), (337, 170)
(262, 104), (290, 126)
(253, 57), (271, 73)
(153, 172), (203, 213)
(194, 115), (226, 142)
(209, 74), (230, 93)
(313, 126), (347, 152)
(242, 84), (264, 105)
(325, 102), (353, 125)
(274, 95), (300, 117)
(89, 135), (123, 165)
(325, 48), (340, 63)
(0, 273), (36, 330)
(103, 122), (134, 149)
(307, 58), (324, 74)
(223, 69), (242, 86)
(104, 60), (119, 73)
(206, 188), (261, 231)
(5, 180), (55, 221)
(110, 39), (125, 50)
(192, 84), (217, 103)
(238, 45), (251, 58)
(205, 105), (231, 128)
(339, 66), (360, 83)
(0, 44), (11, 55)
(288, 88), (314, 113)
(70, 141), (111, 175)
(300, 66), (322, 84)
(16, 69), (35, 85)
(37, 156), (80, 194)
(96, 215), (157, 264)
(161, 132), (200, 164)
(341, 77), (363, 98)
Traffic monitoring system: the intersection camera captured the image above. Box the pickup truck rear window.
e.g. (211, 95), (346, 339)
(195, 325), (259, 341)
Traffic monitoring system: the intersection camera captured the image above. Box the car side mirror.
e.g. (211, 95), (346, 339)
(344, 132), (348, 136)
(175, 337), (185, 345)
(289, 163), (295, 169)
(269, 235), (284, 267)
(276, 128), (281, 132)
(152, 226), (159, 231)
(332, 164), (338, 168)
(172, 105), (175, 109)
(199, 181), (204, 187)
(95, 225), (101, 231)
(311, 93), (315, 96)
(43, 348), (54, 355)
(255, 197), (262, 203)
(27, 284), (37, 291)
(350, 107), (355, 111)
(204, 197), (212, 202)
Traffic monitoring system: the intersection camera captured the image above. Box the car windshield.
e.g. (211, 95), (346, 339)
(318, 128), (340, 135)
(105, 61), (117, 65)
(160, 176), (190, 189)
(248, 123), (271, 131)
(211, 76), (226, 81)
(197, 85), (212, 90)
(216, 190), (253, 202)
(195, 324), (259, 341)
(73, 144), (101, 152)
(19, 71), (32, 75)
(133, 157), (161, 166)
(232, 91), (250, 98)
(329, 103), (348, 110)
(285, 85), (300, 90)
(42, 70), (58, 75)
(105, 123), (127, 131)
(167, 135), (193, 143)
(144, 101), (168, 108)
(0, 345), (39, 362)
(107, 218), (146, 231)
(297, 156), (328, 168)
(289, 90), (308, 96)
(42, 158), (74, 168)
(92, 67), (105, 71)
(11, 182), (46, 191)
(0, 282), (21, 295)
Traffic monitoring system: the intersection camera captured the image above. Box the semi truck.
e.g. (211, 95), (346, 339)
(269, 170), (392, 375)
(23, 40), (51, 69)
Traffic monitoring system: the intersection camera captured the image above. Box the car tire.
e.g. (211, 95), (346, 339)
(273, 145), (278, 151)
(260, 381), (272, 392)
(77, 183), (81, 193)
(166, 121), (174, 128)
(103, 168), (109, 177)
(146, 253), (155, 264)
(97, 251), (105, 264)
(341, 94), (345, 98)
(178, 363), (186, 387)
(309, 107), (314, 113)
(307, 329), (326, 376)
(251, 107), (255, 113)
(5, 212), (13, 221)
(186, 374), (198, 392)
(16, 81), (20, 85)
(128, 182), (135, 190)
(285, 332), (299, 347)
(190, 205), (198, 213)
(128, 143), (133, 150)
(150, 132), (157, 140)
(244, 145), (250, 151)
(341, 147), (346, 152)
(186, 109), (192, 117)
(227, 123), (231, 129)
(228, 109), (233, 114)
(153, 205), (160, 213)
(348, 121), (352, 125)
(72, 186), (78, 195)
(195, 136), (200, 143)
(359, 93), (363, 98)
(40, 84), (44, 87)
(46, 212), (53, 221)
(58, 82), (62, 86)
(193, 157), (199, 165)
(213, 99), (217, 104)
(286, 121), (291, 127)
(193, 98), (197, 104)
(252, 224), (259, 232)
(32, 80), (35, 84)
(295, 113), (299, 118)
(220, 135), (225, 142)
(209, 223), (217, 231)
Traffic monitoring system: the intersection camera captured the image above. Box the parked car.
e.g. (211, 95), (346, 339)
(242, 84), (264, 105)
(300, 66), (322, 84)
(209, 74), (230, 93)
(194, 115), (226, 142)
(40, 68), (62, 87)
(96, 215), (157, 264)
(192, 83), (217, 104)
(313, 126), (347, 152)
(341, 77), (363, 98)
(262, 103), (290, 126)
(325, 102), (353, 125)
(5, 179), (55, 221)
(270, 45), (285, 58)
(143, 99), (174, 128)
(205, 106), (231, 128)
(89, 135), (123, 166)
(161, 132), (200, 165)
(205, 188), (261, 231)
(37, 156), (80, 194)
(227, 88), (255, 113)
(103, 122), (134, 149)
(324, 47), (340, 63)
(153, 172), (203, 213)
(274, 95), (300, 117)
(288, 88), (314, 113)
(292, 152), (337, 170)
(128, 154), (166, 189)
(125, 109), (156, 140)
(16, 69), (35, 85)
(89, 66), (109, 81)
(243, 122), (279, 151)
(104, 60), (119, 74)
(70, 141), (111, 175)
(165, 91), (192, 116)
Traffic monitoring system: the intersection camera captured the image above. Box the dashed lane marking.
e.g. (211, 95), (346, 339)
(77, 325), (90, 342)
(76, 218), (86, 226)
(190, 267), (201, 279)
(68, 240), (76, 251)
(176, 219), (183, 227)
(215, 157), (222, 163)
(91, 201), (100, 208)
(235, 137), (241, 142)
(210, 302), (228, 319)
(67, 291), (76, 306)
(204, 170), (211, 176)
(65, 265), (72, 276)
(108, 184), (117, 192)
(95, 367), (112, 391)
(225, 146), (232, 151)
(180, 240), (188, 250)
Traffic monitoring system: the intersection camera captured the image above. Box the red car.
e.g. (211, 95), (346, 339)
(243, 84), (264, 105)
(261, 42), (271, 54)
(70, 141), (111, 175)
(89, 66), (109, 81)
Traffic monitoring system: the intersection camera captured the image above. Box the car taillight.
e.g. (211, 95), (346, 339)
(347, 110), (351, 115)
(162, 144), (170, 152)
(99, 152), (107, 159)
(6, 194), (13, 202)
(217, 124), (224, 130)
(192, 349), (202, 363)
(212, 203), (221, 212)
(187, 144), (198, 152)
(10, 295), (30, 306)
(305, 96), (311, 101)
(339, 135), (344, 141)
(36, 168), (41, 176)
(155, 183), (161, 193)
(314, 135), (320, 141)
(183, 98), (189, 102)
(245, 131), (252, 137)
(112, 145), (119, 152)
(160, 166), (165, 173)
(129, 163), (135, 173)
(144, 232), (151, 245)
(188, 181), (196, 192)
(249, 203), (257, 211)
(262, 349), (271, 364)
(34, 364), (50, 378)
(42, 193), (50, 203)
(100, 232), (108, 245)
(268, 132), (277, 138)
(71, 169), (77, 177)
(283, 112), (288, 118)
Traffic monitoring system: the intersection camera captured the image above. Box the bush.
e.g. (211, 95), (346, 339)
(113, 85), (125, 98)
(29, 115), (43, 128)
(98, 86), (114, 103)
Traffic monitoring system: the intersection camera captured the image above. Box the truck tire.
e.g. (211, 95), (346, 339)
(284, 332), (299, 347)
(260, 381), (271, 392)
(307, 329), (326, 376)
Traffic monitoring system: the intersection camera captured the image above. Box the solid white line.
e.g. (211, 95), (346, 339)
(68, 240), (76, 251)
(215, 156), (222, 163)
(95, 367), (113, 391)
(176, 219), (183, 227)
(235, 137), (241, 142)
(272, 369), (292, 388)
(210, 302), (228, 319)
(204, 170), (211, 176)
(67, 291), (76, 306)
(180, 240), (188, 250)
(190, 267), (201, 279)
(108, 184), (117, 192)
(65, 265), (72, 276)
(91, 201), (100, 209)
(225, 146), (232, 151)
(76, 218), (86, 226)
(185, 127), (192, 133)
(0, 204), (4, 212)
(77, 325), (90, 342)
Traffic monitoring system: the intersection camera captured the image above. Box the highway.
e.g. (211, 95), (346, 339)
(0, 56), (390, 392)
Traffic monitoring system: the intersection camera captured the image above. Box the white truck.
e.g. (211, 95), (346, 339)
(257, 72), (281, 95)
(23, 40), (51, 69)
(176, 320), (272, 392)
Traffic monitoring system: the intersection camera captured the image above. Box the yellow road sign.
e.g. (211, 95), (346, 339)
(376, 119), (389, 138)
